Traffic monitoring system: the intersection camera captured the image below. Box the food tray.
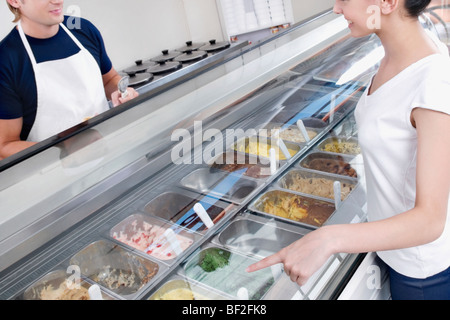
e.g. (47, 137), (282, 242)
(232, 136), (301, 161)
(214, 217), (307, 258)
(69, 240), (161, 299)
(148, 275), (231, 300)
(110, 214), (200, 265)
(22, 269), (115, 300)
(248, 189), (336, 229)
(180, 167), (262, 204)
(316, 136), (361, 155)
(277, 168), (357, 201)
(182, 245), (279, 300)
(141, 190), (234, 233)
(297, 152), (358, 179)
(270, 111), (330, 129)
(208, 151), (273, 179)
(259, 122), (321, 144)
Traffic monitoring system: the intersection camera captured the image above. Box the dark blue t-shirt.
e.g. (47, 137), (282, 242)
(0, 16), (113, 140)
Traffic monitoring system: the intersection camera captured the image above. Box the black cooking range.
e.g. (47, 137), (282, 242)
(120, 39), (246, 94)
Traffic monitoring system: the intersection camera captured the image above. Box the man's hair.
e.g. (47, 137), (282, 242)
(7, 1), (21, 23)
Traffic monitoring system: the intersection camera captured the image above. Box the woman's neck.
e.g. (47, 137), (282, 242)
(377, 18), (440, 65)
(368, 18), (440, 95)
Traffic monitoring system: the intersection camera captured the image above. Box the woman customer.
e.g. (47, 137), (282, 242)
(247, 0), (450, 300)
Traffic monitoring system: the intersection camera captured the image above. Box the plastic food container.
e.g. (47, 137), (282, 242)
(148, 276), (230, 300)
(183, 246), (278, 300)
(110, 214), (198, 263)
(23, 269), (115, 300)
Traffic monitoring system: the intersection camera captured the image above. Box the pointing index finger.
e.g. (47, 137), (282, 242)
(246, 253), (283, 273)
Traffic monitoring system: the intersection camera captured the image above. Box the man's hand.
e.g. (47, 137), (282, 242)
(103, 68), (139, 107)
(110, 87), (139, 107)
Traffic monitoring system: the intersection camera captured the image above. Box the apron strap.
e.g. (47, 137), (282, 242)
(17, 20), (89, 67)
(59, 23), (86, 51)
(17, 20), (37, 66)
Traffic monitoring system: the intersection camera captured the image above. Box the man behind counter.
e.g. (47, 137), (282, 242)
(0, 0), (139, 160)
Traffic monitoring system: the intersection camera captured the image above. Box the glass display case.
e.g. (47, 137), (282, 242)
(0, 10), (389, 300)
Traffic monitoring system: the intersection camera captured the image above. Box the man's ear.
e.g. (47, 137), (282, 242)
(6, 0), (21, 9)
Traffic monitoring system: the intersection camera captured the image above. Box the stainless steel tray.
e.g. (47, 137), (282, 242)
(180, 167), (262, 204)
(297, 151), (359, 179)
(213, 216), (308, 259)
(208, 150), (273, 180)
(315, 136), (361, 155)
(69, 239), (162, 299)
(248, 188), (336, 229)
(138, 189), (235, 234)
(232, 136), (301, 161)
(277, 168), (357, 202)
(259, 122), (321, 145)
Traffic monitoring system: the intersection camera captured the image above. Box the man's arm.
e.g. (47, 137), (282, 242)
(0, 118), (36, 160)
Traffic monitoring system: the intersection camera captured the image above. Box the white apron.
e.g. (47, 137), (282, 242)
(17, 21), (109, 142)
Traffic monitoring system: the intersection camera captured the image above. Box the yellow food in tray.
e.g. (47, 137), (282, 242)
(157, 288), (209, 300)
(234, 140), (297, 160)
(258, 191), (335, 227)
(320, 140), (360, 155)
(260, 126), (318, 143)
(263, 195), (308, 221)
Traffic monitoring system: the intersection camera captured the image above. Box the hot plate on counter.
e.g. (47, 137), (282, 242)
(120, 39), (247, 93)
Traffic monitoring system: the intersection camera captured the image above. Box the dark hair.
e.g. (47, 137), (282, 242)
(404, 0), (431, 17)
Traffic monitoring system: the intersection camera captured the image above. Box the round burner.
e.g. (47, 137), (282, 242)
(200, 39), (230, 52)
(176, 40), (206, 53)
(174, 50), (208, 63)
(150, 49), (181, 62)
(147, 60), (182, 74)
(123, 60), (155, 74)
(127, 71), (154, 87)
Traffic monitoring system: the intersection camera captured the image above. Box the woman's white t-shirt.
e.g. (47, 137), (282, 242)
(355, 41), (450, 279)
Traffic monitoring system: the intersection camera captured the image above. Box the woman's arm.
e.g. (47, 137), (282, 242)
(247, 108), (450, 285)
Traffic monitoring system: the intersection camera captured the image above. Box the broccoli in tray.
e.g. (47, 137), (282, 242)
(200, 248), (231, 272)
